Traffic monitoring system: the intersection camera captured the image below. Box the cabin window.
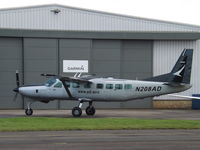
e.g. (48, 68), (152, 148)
(96, 83), (104, 89)
(72, 82), (80, 88)
(84, 83), (91, 88)
(54, 82), (62, 88)
(115, 84), (123, 90)
(124, 84), (132, 89)
(106, 84), (113, 89)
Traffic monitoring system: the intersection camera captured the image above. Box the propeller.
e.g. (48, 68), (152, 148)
(13, 70), (20, 101)
(13, 92), (18, 102)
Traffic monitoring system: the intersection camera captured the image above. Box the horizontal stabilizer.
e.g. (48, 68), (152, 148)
(163, 82), (188, 87)
(168, 94), (200, 100)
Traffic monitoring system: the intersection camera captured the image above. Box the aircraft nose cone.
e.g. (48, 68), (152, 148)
(13, 88), (19, 93)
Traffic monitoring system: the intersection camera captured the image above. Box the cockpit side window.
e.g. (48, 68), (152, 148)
(45, 78), (57, 87)
(54, 82), (63, 88)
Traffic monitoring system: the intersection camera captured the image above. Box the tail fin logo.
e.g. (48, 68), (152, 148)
(173, 65), (185, 77)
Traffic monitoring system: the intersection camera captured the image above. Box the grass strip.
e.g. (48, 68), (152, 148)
(0, 117), (200, 131)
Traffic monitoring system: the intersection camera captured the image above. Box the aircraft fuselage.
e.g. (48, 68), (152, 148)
(19, 78), (191, 102)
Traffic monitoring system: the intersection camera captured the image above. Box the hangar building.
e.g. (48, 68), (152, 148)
(0, 4), (200, 109)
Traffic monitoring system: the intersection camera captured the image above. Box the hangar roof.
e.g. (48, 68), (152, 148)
(0, 4), (200, 32)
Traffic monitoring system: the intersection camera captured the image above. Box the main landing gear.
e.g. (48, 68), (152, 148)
(72, 100), (95, 117)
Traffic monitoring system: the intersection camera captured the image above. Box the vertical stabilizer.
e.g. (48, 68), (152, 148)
(145, 49), (193, 84)
(170, 49), (193, 84)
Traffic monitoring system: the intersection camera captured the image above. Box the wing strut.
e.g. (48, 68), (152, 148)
(60, 79), (73, 99)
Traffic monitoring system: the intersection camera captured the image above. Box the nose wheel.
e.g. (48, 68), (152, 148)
(25, 108), (33, 116)
(25, 101), (33, 116)
(72, 100), (95, 117)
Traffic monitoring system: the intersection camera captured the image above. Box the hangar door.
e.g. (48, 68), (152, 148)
(59, 39), (92, 109)
(24, 38), (59, 109)
(0, 38), (23, 108)
(91, 40), (153, 108)
(121, 40), (153, 108)
(91, 40), (121, 108)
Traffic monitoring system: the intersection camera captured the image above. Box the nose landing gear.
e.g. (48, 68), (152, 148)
(25, 108), (33, 116)
(25, 101), (33, 116)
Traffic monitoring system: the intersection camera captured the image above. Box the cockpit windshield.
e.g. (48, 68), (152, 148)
(45, 78), (57, 87)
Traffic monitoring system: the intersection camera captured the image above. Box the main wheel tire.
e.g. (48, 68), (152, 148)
(72, 107), (82, 117)
(25, 108), (33, 116)
(86, 106), (96, 116)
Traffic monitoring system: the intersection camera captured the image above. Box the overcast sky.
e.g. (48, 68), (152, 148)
(0, 0), (200, 26)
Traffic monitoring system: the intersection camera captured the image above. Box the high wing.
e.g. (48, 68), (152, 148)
(40, 72), (93, 84)
(59, 76), (92, 84)
(168, 94), (200, 100)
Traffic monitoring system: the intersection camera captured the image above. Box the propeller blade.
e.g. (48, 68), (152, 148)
(13, 87), (19, 93)
(16, 70), (20, 87)
(13, 93), (18, 102)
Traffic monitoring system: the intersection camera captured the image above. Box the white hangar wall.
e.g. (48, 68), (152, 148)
(153, 40), (200, 100)
(0, 4), (200, 32)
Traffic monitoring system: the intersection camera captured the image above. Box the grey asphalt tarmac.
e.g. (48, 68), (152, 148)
(0, 109), (200, 120)
(0, 130), (200, 150)
(1, 109), (200, 150)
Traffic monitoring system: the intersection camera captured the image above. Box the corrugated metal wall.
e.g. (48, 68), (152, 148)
(153, 40), (199, 100)
(0, 5), (200, 32)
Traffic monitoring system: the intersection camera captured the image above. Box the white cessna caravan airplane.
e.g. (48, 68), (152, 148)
(13, 49), (195, 117)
